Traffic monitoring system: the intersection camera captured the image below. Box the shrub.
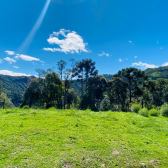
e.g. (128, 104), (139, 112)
(160, 103), (168, 117)
(99, 97), (111, 111)
(131, 104), (142, 113)
(138, 108), (149, 117)
(22, 105), (29, 109)
(149, 108), (159, 117)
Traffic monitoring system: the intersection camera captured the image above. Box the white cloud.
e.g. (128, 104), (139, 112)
(134, 56), (137, 58)
(98, 51), (111, 57)
(132, 61), (158, 69)
(0, 59), (3, 63)
(0, 70), (31, 76)
(15, 54), (40, 61)
(5, 50), (15, 55)
(4, 57), (16, 64)
(43, 29), (89, 54)
(128, 41), (132, 43)
(126, 58), (128, 60)
(162, 62), (168, 67)
(13, 66), (19, 69)
(119, 59), (122, 62)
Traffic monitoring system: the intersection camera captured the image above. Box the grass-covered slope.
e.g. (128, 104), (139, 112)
(145, 66), (168, 80)
(0, 109), (168, 167)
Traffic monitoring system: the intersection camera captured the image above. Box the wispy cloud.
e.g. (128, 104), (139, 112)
(13, 66), (19, 69)
(43, 29), (89, 54)
(5, 50), (15, 55)
(0, 59), (3, 63)
(119, 59), (122, 62)
(128, 41), (132, 43)
(160, 47), (163, 50)
(132, 61), (158, 69)
(134, 56), (137, 58)
(4, 57), (16, 64)
(157, 41), (159, 44)
(126, 58), (128, 60)
(98, 51), (111, 57)
(0, 70), (31, 76)
(15, 54), (40, 61)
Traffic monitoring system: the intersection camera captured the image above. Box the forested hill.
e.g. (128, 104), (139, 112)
(145, 66), (168, 80)
(0, 75), (33, 107)
(103, 66), (168, 80)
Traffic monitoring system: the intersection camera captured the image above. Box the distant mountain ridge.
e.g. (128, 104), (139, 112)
(0, 66), (168, 107)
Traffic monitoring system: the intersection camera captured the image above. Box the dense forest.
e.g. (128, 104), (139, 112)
(1, 59), (168, 110)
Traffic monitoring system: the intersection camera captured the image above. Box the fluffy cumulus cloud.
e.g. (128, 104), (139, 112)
(43, 29), (89, 54)
(4, 57), (16, 64)
(132, 61), (158, 69)
(162, 62), (168, 67)
(5, 50), (15, 55)
(0, 70), (31, 76)
(15, 54), (40, 61)
(98, 52), (111, 57)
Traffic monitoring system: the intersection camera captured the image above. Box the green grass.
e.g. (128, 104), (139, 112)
(0, 109), (168, 167)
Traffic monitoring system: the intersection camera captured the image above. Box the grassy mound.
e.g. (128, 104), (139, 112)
(0, 109), (168, 167)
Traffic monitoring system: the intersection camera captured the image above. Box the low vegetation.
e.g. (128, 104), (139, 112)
(0, 109), (168, 167)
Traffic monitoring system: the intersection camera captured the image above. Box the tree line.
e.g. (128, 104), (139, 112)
(20, 59), (168, 111)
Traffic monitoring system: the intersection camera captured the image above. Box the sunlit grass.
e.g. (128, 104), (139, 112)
(0, 108), (168, 167)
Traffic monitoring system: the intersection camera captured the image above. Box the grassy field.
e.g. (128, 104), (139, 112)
(0, 109), (168, 168)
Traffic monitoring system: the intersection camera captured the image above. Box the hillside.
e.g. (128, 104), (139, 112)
(145, 66), (168, 80)
(0, 75), (32, 107)
(0, 109), (168, 167)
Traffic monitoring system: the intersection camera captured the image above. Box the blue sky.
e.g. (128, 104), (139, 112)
(0, 0), (168, 76)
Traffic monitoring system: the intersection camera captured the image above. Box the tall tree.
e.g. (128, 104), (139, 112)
(57, 60), (67, 80)
(107, 77), (128, 111)
(80, 75), (107, 110)
(72, 59), (98, 97)
(114, 68), (147, 103)
(45, 72), (62, 108)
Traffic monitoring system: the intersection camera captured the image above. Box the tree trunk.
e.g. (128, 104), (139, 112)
(81, 69), (84, 97)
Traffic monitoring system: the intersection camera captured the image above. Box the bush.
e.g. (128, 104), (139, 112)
(138, 108), (149, 117)
(99, 97), (111, 111)
(131, 104), (142, 113)
(22, 105), (29, 109)
(149, 108), (159, 117)
(160, 103), (168, 117)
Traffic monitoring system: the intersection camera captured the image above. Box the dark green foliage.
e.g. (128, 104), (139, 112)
(131, 104), (142, 113)
(107, 77), (128, 111)
(99, 96), (111, 111)
(72, 59), (98, 97)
